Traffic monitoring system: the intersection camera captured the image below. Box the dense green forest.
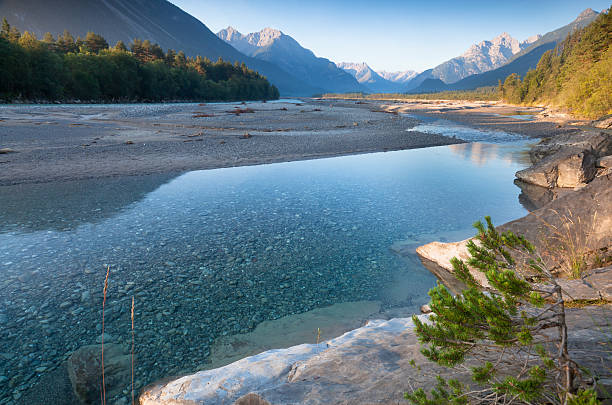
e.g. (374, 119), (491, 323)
(0, 19), (279, 102)
(499, 7), (611, 118)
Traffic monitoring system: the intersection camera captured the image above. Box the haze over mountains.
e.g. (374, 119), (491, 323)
(217, 27), (364, 94)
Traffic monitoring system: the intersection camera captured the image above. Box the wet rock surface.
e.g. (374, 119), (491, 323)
(67, 344), (130, 404)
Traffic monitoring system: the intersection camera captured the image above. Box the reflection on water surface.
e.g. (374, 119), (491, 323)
(0, 141), (530, 403)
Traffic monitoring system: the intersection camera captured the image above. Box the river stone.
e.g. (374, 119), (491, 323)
(66, 343), (130, 404)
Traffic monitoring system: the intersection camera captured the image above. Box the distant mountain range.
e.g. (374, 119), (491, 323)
(407, 8), (600, 93)
(432, 33), (541, 84)
(217, 27), (364, 94)
(0, 0), (321, 96)
(335, 62), (410, 93)
(404, 32), (541, 91)
(378, 70), (418, 84)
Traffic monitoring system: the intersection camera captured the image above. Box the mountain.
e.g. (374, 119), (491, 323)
(0, 0), (320, 96)
(411, 78), (448, 93)
(378, 70), (418, 84)
(403, 69), (435, 91)
(500, 8), (611, 119)
(446, 43), (557, 91)
(217, 27), (364, 94)
(406, 8), (601, 93)
(431, 33), (541, 84)
(508, 8), (600, 63)
(336, 62), (405, 93)
(404, 32), (539, 90)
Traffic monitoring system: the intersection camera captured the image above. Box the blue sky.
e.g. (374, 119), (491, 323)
(171, 1), (609, 72)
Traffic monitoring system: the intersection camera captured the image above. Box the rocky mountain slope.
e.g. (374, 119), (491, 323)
(336, 62), (405, 93)
(432, 33), (541, 84)
(378, 70), (418, 84)
(509, 8), (600, 63)
(406, 8), (600, 93)
(405, 32), (540, 91)
(218, 27), (364, 94)
(0, 0), (321, 96)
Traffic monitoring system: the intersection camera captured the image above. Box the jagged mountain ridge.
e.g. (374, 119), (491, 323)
(405, 32), (540, 90)
(407, 8), (600, 93)
(336, 62), (406, 93)
(218, 27), (364, 94)
(508, 8), (599, 63)
(0, 0), (322, 96)
(432, 33), (541, 83)
(377, 70), (418, 84)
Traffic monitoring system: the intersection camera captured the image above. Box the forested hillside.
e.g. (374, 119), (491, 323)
(0, 20), (279, 102)
(500, 8), (611, 118)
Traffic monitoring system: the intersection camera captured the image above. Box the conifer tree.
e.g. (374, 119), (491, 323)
(113, 40), (128, 52)
(84, 31), (108, 53)
(406, 217), (599, 405)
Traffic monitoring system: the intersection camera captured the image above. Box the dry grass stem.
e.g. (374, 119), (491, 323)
(101, 265), (110, 405)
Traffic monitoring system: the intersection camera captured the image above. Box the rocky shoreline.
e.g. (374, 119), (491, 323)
(133, 116), (612, 404)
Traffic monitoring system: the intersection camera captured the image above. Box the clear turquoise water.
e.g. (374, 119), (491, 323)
(0, 141), (531, 402)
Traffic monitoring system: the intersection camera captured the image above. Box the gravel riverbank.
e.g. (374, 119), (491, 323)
(0, 99), (579, 186)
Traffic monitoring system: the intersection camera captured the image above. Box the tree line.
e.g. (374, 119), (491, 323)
(0, 19), (280, 102)
(499, 7), (611, 119)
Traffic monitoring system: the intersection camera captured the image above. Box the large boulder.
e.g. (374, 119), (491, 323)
(516, 148), (598, 188)
(528, 131), (612, 164)
(415, 174), (612, 290)
(66, 343), (130, 404)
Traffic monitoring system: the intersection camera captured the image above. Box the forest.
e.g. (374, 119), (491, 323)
(0, 19), (280, 103)
(499, 7), (611, 119)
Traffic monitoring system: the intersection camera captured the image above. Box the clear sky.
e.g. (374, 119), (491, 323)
(170, 1), (609, 72)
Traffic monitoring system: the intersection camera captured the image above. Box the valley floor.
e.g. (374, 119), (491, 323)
(0, 99), (578, 186)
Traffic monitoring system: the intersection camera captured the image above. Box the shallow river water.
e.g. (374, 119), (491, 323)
(0, 134), (532, 403)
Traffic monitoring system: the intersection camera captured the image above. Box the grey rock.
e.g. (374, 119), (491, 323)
(66, 343), (129, 404)
(597, 155), (612, 168)
(591, 114), (612, 129)
(529, 131), (612, 164)
(516, 148), (597, 188)
(95, 333), (113, 344)
(0, 148), (17, 154)
(80, 291), (90, 303)
(416, 174), (612, 291)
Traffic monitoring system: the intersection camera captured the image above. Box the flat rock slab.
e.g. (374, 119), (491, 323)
(139, 306), (612, 405)
(556, 266), (612, 301)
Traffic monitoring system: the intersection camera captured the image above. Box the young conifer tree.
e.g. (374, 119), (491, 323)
(406, 217), (599, 405)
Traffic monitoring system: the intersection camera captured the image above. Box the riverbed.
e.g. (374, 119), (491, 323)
(0, 143), (534, 403)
